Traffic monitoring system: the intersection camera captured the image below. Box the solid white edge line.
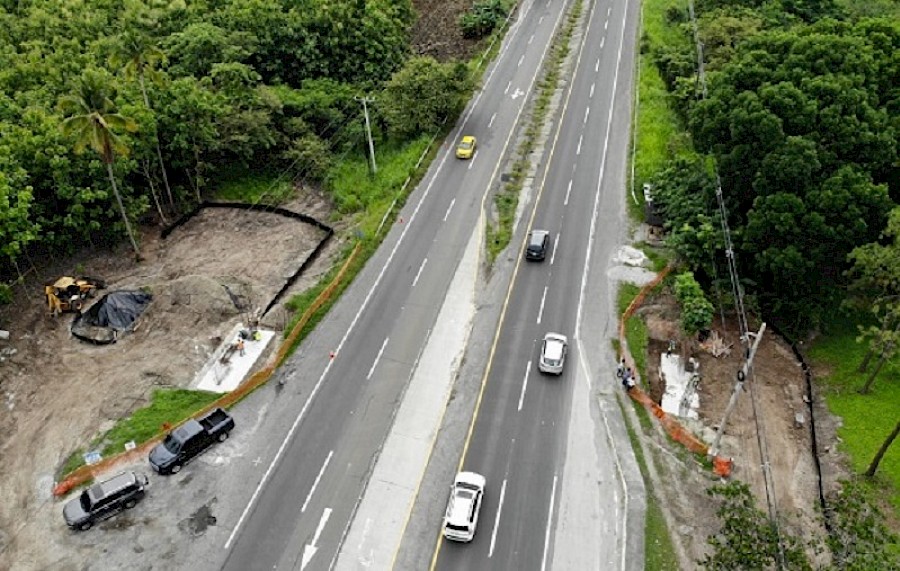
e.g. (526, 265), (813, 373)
(488, 478), (508, 558)
(518, 360), (532, 412)
(224, 85), (456, 550)
(301, 451), (334, 513)
(571, 0), (633, 567)
(540, 474), (559, 571)
(366, 337), (389, 381)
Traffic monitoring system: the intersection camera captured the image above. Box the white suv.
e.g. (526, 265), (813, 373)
(443, 471), (486, 542)
(539, 333), (568, 375)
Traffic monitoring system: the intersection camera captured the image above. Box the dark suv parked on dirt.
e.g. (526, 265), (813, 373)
(63, 471), (149, 531)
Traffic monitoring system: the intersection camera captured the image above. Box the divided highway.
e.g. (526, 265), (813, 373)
(432, 0), (640, 568)
(206, 1), (577, 570)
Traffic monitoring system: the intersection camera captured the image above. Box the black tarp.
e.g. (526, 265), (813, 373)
(71, 291), (152, 344)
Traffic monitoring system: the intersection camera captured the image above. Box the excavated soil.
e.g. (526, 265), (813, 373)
(636, 294), (846, 566)
(0, 191), (343, 570)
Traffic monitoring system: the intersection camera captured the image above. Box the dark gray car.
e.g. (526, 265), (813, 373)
(63, 471), (148, 531)
(525, 230), (550, 261)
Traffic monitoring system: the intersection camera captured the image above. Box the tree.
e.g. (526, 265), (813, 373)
(847, 206), (900, 391)
(0, 166), (38, 274)
(700, 481), (811, 570)
(59, 70), (141, 258)
(824, 479), (900, 569)
(673, 272), (715, 337)
(111, 29), (175, 211)
(381, 57), (474, 139)
(866, 420), (900, 478)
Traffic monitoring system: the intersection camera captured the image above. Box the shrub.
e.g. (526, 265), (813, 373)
(460, 0), (510, 39)
(673, 271), (714, 336)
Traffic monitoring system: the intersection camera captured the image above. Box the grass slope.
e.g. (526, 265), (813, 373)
(807, 315), (900, 514)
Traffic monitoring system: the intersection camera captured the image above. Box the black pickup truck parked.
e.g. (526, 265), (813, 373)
(149, 408), (235, 475)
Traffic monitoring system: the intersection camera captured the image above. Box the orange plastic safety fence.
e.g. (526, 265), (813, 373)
(53, 242), (363, 497)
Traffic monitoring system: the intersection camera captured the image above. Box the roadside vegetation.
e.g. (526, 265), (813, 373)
(0, 0), (496, 481)
(627, 0), (900, 567)
(60, 388), (221, 476)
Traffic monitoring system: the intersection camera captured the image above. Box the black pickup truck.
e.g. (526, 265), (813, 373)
(148, 408), (235, 475)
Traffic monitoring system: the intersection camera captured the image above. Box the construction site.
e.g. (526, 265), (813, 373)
(0, 191), (348, 569)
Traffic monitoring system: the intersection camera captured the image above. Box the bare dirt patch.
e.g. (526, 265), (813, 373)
(410, 0), (485, 61)
(0, 192), (339, 570)
(637, 294), (846, 565)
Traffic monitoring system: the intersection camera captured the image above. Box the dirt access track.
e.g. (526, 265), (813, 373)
(0, 193), (342, 569)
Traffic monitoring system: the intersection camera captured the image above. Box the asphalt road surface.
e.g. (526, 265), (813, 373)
(431, 0), (641, 569)
(210, 1), (575, 570)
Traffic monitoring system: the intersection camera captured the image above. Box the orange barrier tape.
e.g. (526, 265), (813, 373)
(618, 265), (732, 477)
(54, 242), (363, 497)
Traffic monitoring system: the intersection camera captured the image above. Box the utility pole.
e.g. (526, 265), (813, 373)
(710, 322), (767, 457)
(355, 96), (377, 174)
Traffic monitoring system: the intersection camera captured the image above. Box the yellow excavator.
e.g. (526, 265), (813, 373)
(45, 276), (105, 316)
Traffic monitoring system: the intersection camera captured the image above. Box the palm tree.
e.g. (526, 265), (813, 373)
(59, 70), (141, 258)
(110, 30), (174, 211)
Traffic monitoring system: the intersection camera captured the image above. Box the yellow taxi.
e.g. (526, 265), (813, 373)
(455, 135), (477, 159)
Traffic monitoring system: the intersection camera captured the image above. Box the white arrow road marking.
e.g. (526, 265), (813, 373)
(301, 452), (333, 513)
(489, 478), (508, 557)
(511, 88), (525, 100)
(367, 338), (389, 380)
(412, 258), (428, 287)
(301, 507), (332, 571)
(537, 286), (548, 324)
(518, 361), (532, 412)
(540, 475), (558, 571)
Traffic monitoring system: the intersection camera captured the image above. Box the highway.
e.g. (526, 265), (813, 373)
(430, 0), (641, 568)
(206, 1), (577, 570)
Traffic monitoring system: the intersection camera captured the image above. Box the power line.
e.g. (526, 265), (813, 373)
(684, 0), (784, 567)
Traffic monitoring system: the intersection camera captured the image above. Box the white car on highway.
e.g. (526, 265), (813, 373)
(443, 471), (486, 542)
(539, 332), (568, 375)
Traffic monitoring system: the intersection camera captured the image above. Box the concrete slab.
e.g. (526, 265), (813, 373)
(659, 353), (700, 419)
(193, 323), (275, 393)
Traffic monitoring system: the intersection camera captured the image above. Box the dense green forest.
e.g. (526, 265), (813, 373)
(644, 0), (899, 337)
(0, 0), (475, 283)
